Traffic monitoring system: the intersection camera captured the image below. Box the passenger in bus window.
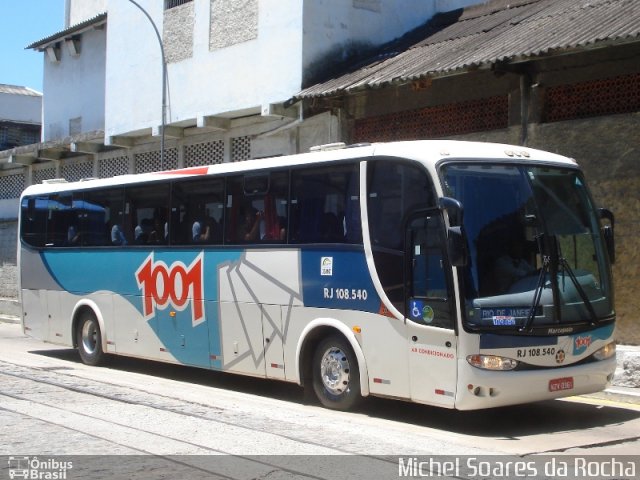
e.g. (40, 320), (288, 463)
(192, 219), (211, 243)
(238, 205), (263, 242)
(111, 224), (127, 245)
(67, 225), (79, 245)
(134, 220), (149, 244)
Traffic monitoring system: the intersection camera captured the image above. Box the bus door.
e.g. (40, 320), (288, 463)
(405, 212), (457, 407)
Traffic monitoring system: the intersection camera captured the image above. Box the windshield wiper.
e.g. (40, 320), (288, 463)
(558, 255), (599, 325)
(520, 234), (599, 332)
(520, 254), (549, 333)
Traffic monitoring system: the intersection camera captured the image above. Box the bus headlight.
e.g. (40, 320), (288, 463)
(593, 342), (616, 361)
(467, 354), (518, 371)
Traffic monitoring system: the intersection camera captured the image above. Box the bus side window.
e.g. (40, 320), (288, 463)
(20, 196), (48, 247)
(46, 193), (79, 247)
(289, 163), (360, 244)
(82, 188), (125, 247)
(367, 159), (435, 312)
(171, 177), (225, 245)
(124, 184), (170, 246)
(225, 176), (255, 244)
(410, 216), (447, 299)
(408, 214), (452, 329)
(224, 172), (288, 244)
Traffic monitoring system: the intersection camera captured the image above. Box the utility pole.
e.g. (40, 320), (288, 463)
(127, 0), (167, 170)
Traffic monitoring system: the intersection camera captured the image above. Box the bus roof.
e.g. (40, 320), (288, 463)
(20, 140), (576, 197)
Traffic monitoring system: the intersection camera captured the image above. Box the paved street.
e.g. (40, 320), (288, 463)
(1, 322), (639, 479)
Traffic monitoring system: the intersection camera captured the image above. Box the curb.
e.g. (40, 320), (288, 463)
(612, 345), (640, 389)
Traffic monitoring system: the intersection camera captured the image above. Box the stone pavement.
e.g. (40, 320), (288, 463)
(0, 312), (638, 404)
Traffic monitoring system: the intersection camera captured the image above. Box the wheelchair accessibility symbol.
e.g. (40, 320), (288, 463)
(409, 300), (435, 324)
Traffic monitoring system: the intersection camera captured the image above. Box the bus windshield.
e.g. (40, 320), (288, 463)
(442, 163), (614, 333)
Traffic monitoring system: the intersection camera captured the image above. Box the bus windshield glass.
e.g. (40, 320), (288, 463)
(441, 163), (614, 332)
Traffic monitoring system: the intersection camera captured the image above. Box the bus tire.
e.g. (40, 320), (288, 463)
(312, 335), (362, 410)
(76, 311), (106, 366)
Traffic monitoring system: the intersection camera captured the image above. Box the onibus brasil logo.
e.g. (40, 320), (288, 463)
(8, 457), (72, 479)
(135, 252), (205, 327)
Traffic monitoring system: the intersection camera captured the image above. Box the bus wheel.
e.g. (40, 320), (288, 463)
(76, 312), (105, 366)
(312, 335), (362, 410)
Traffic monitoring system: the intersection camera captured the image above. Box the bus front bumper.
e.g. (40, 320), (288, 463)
(454, 356), (616, 410)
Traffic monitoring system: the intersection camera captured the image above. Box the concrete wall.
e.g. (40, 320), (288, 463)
(209, 0), (258, 50)
(66, 0), (107, 27)
(0, 199), (20, 221)
(0, 91), (42, 125)
(105, 0), (304, 138)
(0, 221), (18, 307)
(105, 0), (484, 139)
(42, 26), (106, 141)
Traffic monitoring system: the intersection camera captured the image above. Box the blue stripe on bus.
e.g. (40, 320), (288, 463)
(480, 323), (615, 350)
(41, 249), (242, 368)
(300, 249), (380, 314)
(40, 247), (381, 369)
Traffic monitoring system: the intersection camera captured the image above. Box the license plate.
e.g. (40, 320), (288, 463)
(549, 377), (574, 392)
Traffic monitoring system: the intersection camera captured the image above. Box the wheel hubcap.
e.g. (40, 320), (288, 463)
(81, 320), (97, 355)
(320, 347), (350, 395)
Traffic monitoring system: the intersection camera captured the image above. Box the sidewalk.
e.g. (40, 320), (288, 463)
(0, 313), (637, 404)
(0, 313), (20, 324)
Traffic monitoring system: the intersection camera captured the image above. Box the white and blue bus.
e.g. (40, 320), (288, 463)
(18, 141), (617, 410)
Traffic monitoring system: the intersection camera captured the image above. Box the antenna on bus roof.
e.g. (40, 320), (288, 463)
(42, 179), (68, 184)
(309, 142), (346, 152)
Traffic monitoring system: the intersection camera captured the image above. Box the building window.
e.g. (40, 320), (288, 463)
(165, 0), (192, 9)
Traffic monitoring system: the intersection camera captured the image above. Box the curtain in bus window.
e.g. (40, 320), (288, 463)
(294, 179), (325, 243)
(264, 172), (288, 242)
(224, 172), (288, 244)
(262, 194), (280, 241)
(224, 177), (241, 244)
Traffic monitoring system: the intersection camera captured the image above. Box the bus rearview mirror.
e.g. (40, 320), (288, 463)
(439, 197), (464, 227)
(599, 208), (615, 264)
(447, 226), (468, 267)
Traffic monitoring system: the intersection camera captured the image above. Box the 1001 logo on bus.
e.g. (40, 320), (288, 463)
(135, 252), (205, 326)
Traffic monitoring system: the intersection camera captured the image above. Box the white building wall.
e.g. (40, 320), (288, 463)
(0, 91), (42, 124)
(42, 26), (106, 141)
(105, 0), (484, 140)
(105, 0), (304, 139)
(66, 0), (107, 27)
